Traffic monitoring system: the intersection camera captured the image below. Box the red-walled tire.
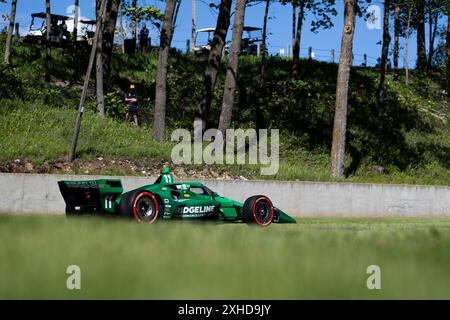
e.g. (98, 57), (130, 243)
(132, 191), (159, 223)
(243, 195), (274, 226)
(118, 190), (159, 223)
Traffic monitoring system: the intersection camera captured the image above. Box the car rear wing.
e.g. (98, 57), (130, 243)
(58, 179), (123, 214)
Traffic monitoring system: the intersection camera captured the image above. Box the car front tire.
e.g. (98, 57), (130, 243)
(242, 195), (275, 226)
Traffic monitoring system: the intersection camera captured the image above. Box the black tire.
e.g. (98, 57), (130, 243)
(118, 190), (137, 218)
(242, 195), (275, 226)
(118, 190), (159, 223)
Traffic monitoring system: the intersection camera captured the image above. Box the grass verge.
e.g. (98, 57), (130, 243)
(1, 215), (450, 299)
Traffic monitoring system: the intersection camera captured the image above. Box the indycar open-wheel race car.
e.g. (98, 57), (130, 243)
(58, 168), (296, 226)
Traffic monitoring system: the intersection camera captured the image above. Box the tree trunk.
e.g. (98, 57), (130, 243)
(45, 0), (52, 82)
(292, 3), (297, 51)
(96, 1), (105, 117)
(331, 0), (356, 178)
(70, 0), (80, 83)
(153, 0), (177, 141)
(393, 0), (399, 80)
(102, 0), (121, 93)
(261, 0), (270, 69)
(119, 1), (125, 53)
(4, 0), (17, 65)
(428, 3), (432, 68)
(191, 0), (196, 53)
(446, 9), (450, 96)
(170, 0), (181, 44)
(73, 0), (79, 42)
(95, 59), (105, 115)
(255, 0), (270, 133)
(218, 0), (246, 135)
(416, 1), (427, 72)
(69, 0), (108, 162)
(377, 0), (391, 103)
(292, 1), (305, 75)
(131, 0), (137, 45)
(405, 5), (412, 85)
(195, 0), (233, 131)
(428, 11), (438, 69)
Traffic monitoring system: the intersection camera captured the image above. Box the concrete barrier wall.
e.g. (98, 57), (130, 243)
(0, 173), (449, 216)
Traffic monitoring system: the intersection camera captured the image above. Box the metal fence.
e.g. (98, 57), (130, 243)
(170, 39), (380, 67)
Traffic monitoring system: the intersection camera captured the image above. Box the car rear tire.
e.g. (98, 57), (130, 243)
(118, 190), (159, 223)
(118, 190), (134, 218)
(242, 195), (275, 226)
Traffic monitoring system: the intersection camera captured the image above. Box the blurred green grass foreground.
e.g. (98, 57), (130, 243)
(1, 215), (450, 299)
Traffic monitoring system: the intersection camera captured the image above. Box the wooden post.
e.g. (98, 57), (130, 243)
(15, 23), (19, 38)
(363, 54), (367, 67)
(186, 39), (190, 53)
(331, 49), (335, 63)
(69, 0), (108, 162)
(308, 46), (312, 59)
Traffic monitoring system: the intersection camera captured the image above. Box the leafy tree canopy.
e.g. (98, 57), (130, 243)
(279, 0), (337, 33)
(122, 0), (164, 29)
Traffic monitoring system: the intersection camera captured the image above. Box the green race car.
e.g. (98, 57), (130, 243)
(58, 168), (296, 226)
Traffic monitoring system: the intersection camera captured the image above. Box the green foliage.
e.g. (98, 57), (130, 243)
(111, 49), (158, 84)
(0, 101), (172, 164)
(122, 1), (163, 28)
(1, 39), (450, 185)
(105, 90), (127, 119)
(0, 65), (23, 100)
(279, 0), (338, 32)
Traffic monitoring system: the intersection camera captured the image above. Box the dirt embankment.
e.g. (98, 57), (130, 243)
(0, 157), (247, 180)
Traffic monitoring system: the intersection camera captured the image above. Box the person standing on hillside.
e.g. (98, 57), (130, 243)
(139, 24), (149, 52)
(125, 84), (139, 126)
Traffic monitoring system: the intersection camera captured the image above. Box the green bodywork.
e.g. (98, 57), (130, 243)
(58, 170), (296, 224)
